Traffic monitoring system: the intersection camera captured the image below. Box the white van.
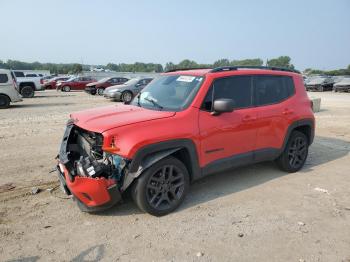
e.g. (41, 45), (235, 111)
(0, 69), (22, 109)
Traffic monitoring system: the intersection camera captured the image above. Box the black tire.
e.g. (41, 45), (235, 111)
(62, 85), (71, 92)
(131, 156), (190, 216)
(0, 95), (10, 109)
(97, 88), (104, 96)
(20, 86), (35, 98)
(90, 89), (97, 95)
(276, 131), (309, 173)
(121, 91), (133, 104)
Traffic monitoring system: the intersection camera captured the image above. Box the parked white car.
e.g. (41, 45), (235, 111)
(13, 71), (44, 98)
(0, 69), (22, 109)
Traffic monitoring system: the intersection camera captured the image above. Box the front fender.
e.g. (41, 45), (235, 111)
(121, 148), (180, 191)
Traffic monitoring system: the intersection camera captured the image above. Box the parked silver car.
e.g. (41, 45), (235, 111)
(104, 77), (153, 103)
(333, 77), (350, 92)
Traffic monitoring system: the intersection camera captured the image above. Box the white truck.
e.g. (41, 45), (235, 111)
(13, 71), (44, 98)
(0, 69), (22, 108)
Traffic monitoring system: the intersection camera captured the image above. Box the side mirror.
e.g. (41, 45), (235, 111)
(211, 98), (234, 116)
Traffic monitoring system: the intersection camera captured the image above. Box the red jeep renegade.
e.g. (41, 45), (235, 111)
(57, 66), (315, 216)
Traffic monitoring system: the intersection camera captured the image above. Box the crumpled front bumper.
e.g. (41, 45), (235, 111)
(57, 124), (121, 212)
(57, 163), (121, 212)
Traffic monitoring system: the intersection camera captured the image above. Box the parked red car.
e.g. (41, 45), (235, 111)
(43, 76), (71, 89)
(85, 77), (129, 95)
(58, 76), (96, 92)
(57, 66), (315, 216)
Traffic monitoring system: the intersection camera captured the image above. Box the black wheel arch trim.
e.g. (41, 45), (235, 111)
(282, 118), (315, 151)
(122, 139), (201, 191)
(129, 139), (200, 175)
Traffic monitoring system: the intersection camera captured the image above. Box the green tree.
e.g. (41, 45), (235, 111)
(231, 58), (263, 66)
(267, 56), (294, 69)
(71, 64), (83, 74)
(165, 62), (176, 71)
(213, 59), (231, 67)
(177, 59), (198, 69)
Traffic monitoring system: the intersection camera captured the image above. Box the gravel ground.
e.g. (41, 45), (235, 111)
(0, 90), (349, 262)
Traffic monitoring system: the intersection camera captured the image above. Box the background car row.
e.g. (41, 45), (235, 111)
(304, 75), (350, 92)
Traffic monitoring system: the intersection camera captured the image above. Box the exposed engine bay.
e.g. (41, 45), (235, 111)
(59, 124), (130, 189)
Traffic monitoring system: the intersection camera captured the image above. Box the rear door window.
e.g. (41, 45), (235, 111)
(0, 74), (9, 83)
(253, 75), (295, 106)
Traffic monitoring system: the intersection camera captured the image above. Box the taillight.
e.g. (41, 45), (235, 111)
(40, 79), (44, 84)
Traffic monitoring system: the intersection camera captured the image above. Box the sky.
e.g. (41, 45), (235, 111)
(0, 0), (349, 70)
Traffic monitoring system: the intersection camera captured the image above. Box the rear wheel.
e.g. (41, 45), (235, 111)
(20, 86), (35, 98)
(276, 131), (308, 173)
(122, 91), (133, 104)
(97, 88), (104, 96)
(131, 156), (190, 216)
(0, 95), (10, 109)
(63, 86), (71, 92)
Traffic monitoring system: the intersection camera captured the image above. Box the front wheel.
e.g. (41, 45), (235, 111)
(131, 156), (190, 216)
(97, 88), (104, 96)
(121, 91), (133, 104)
(276, 131), (309, 173)
(62, 86), (71, 92)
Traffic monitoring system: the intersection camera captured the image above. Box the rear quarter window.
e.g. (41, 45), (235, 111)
(0, 74), (9, 83)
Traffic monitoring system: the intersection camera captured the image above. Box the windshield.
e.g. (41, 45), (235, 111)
(131, 75), (204, 111)
(98, 77), (110, 83)
(123, 78), (139, 85)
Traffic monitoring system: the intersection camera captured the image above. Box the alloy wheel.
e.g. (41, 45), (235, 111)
(288, 136), (307, 169)
(146, 165), (185, 211)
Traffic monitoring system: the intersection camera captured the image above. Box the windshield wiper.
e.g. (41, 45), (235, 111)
(144, 96), (163, 110)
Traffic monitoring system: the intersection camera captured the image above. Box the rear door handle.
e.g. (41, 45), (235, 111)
(282, 109), (294, 115)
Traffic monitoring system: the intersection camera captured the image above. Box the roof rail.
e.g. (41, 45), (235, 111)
(165, 67), (211, 73)
(209, 66), (300, 74)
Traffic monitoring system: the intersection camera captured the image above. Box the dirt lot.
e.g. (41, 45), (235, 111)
(0, 90), (349, 262)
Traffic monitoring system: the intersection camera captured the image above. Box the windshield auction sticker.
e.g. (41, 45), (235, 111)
(176, 76), (196, 82)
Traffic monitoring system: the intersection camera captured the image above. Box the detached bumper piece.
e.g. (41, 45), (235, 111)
(57, 163), (121, 212)
(57, 123), (126, 212)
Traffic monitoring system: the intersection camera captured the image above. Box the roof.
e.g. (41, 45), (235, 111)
(164, 66), (300, 77)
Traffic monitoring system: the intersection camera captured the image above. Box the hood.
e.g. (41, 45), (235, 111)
(71, 104), (176, 133)
(105, 83), (132, 92)
(86, 82), (99, 87)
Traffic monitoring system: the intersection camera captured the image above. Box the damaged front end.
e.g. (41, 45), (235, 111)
(57, 122), (130, 212)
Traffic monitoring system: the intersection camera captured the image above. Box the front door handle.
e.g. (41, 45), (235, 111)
(242, 115), (257, 122)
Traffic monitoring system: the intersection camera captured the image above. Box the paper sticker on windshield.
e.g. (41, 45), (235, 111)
(176, 76), (195, 82)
